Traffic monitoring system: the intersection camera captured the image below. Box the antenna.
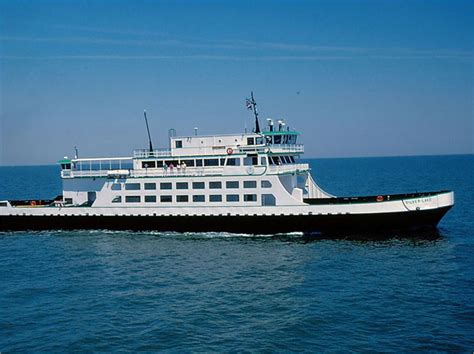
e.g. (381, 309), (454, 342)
(143, 110), (154, 152)
(74, 146), (78, 159)
(250, 92), (261, 133)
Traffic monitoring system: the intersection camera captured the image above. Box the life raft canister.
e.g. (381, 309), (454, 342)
(226, 147), (233, 155)
(376, 195), (384, 202)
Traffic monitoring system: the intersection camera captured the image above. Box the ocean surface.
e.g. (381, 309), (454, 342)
(0, 155), (473, 352)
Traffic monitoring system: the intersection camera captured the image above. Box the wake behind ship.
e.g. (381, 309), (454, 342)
(0, 94), (454, 234)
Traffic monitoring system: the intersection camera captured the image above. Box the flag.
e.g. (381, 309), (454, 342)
(245, 98), (253, 110)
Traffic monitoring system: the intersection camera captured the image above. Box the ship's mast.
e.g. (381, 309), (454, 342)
(248, 91), (261, 133)
(143, 110), (154, 152)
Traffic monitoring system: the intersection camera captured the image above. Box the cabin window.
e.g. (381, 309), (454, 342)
(142, 161), (156, 168)
(125, 183), (140, 190)
(260, 157), (267, 165)
(220, 158), (226, 166)
(283, 156), (291, 163)
(160, 195), (172, 203)
(160, 182), (172, 190)
(156, 161), (164, 168)
(226, 181), (239, 189)
(177, 195), (189, 202)
(262, 194), (276, 206)
(244, 155), (258, 166)
(0, 202), (7, 207)
(175, 140), (183, 148)
(193, 195), (205, 202)
(145, 183), (156, 190)
(289, 156), (295, 163)
(210, 195), (222, 202)
(182, 159), (195, 167)
(61, 163), (71, 170)
(64, 198), (73, 204)
(125, 196), (140, 203)
(247, 137), (255, 145)
(226, 158), (240, 166)
(204, 159), (219, 166)
(193, 182), (205, 189)
(177, 182), (188, 190)
(145, 196), (156, 203)
(226, 194), (239, 202)
(261, 180), (272, 188)
(244, 181), (257, 188)
(112, 196), (122, 203)
(196, 159), (203, 167)
(244, 194), (257, 202)
(209, 181), (222, 189)
(256, 137), (263, 145)
(111, 183), (121, 190)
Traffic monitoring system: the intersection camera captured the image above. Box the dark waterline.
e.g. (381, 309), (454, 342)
(1, 155), (473, 351)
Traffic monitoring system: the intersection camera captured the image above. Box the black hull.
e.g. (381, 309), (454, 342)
(0, 206), (452, 235)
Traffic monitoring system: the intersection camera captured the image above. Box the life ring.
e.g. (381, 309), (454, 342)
(226, 148), (233, 155)
(376, 195), (384, 202)
(30, 200), (37, 206)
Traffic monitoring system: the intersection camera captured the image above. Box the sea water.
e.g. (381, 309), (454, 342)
(0, 155), (473, 351)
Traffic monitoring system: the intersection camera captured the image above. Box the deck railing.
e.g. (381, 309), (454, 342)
(61, 163), (310, 179)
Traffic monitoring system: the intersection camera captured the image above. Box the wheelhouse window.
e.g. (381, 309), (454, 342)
(193, 182), (205, 189)
(193, 195), (205, 202)
(160, 182), (172, 190)
(125, 196), (140, 203)
(111, 183), (121, 190)
(145, 196), (156, 203)
(160, 195), (172, 203)
(226, 181), (239, 189)
(177, 182), (188, 190)
(210, 195), (222, 202)
(209, 181), (222, 189)
(177, 195), (189, 202)
(125, 183), (140, 190)
(244, 194), (257, 202)
(226, 194), (239, 202)
(247, 137), (255, 145)
(144, 183), (156, 190)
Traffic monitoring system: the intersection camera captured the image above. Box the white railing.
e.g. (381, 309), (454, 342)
(268, 163), (309, 174)
(268, 144), (304, 153)
(133, 149), (172, 158)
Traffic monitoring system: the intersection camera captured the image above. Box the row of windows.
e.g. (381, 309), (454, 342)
(113, 180), (272, 191)
(140, 154), (299, 169)
(113, 194), (260, 203)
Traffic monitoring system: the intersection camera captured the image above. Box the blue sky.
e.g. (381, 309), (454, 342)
(0, 0), (472, 165)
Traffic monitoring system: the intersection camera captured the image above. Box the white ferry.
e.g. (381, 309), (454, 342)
(0, 94), (454, 234)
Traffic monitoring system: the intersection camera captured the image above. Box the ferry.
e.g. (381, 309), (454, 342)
(0, 94), (454, 234)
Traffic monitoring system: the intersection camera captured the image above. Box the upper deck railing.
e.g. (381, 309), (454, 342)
(134, 149), (172, 158)
(61, 162), (310, 179)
